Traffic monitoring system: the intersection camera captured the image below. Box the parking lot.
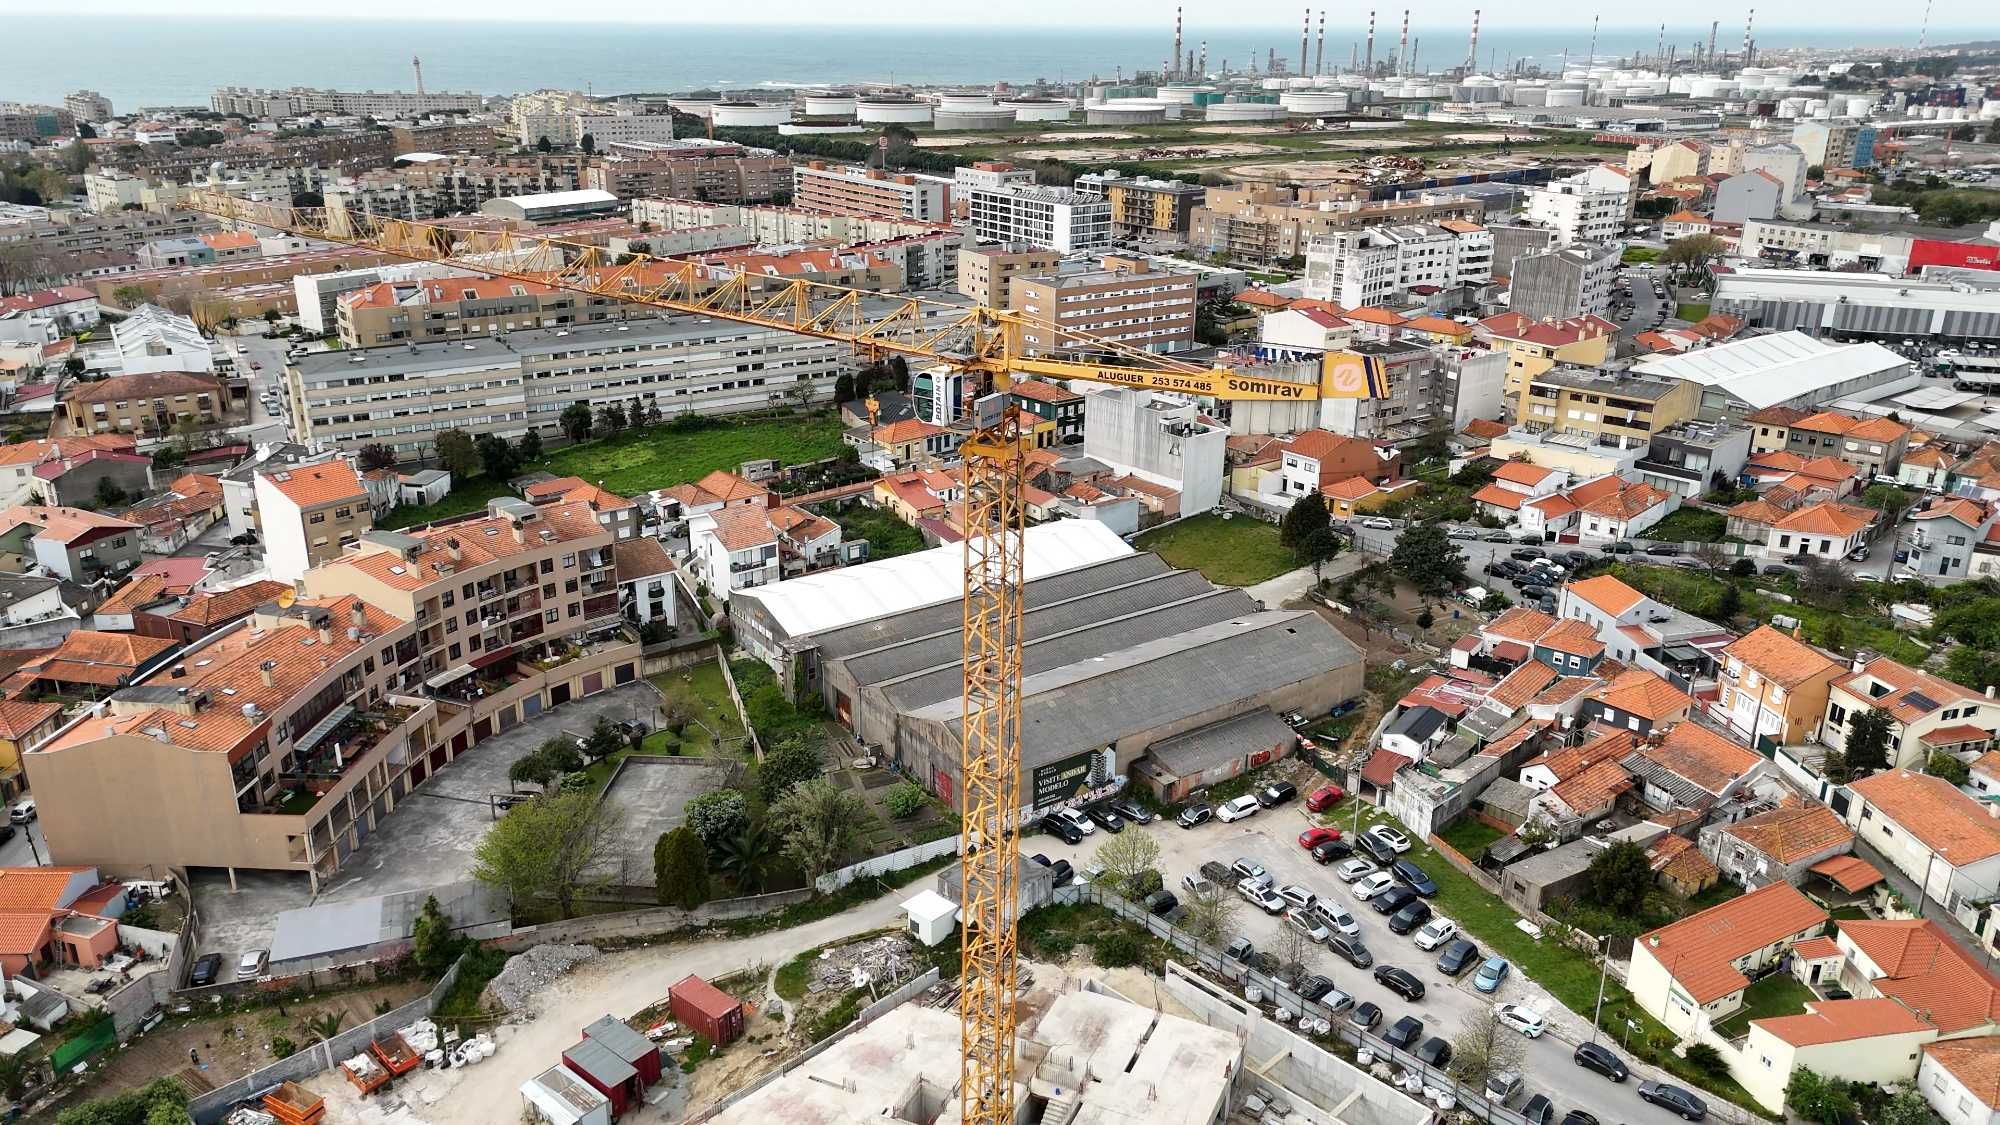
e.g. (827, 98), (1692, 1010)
(1057, 797), (1721, 1125)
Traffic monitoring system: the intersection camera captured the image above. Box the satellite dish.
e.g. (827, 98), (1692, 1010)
(278, 589), (297, 609)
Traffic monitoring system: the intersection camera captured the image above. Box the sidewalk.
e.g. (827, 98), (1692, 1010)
(1245, 553), (1367, 609)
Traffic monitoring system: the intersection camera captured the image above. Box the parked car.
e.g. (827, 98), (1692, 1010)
(1412, 917), (1457, 951)
(1223, 936), (1255, 963)
(189, 953), (224, 987)
(1311, 838), (1355, 864)
(1374, 964), (1425, 1000)
(1256, 781), (1298, 808)
(1296, 973), (1337, 1002)
(1484, 531), (1512, 542)
(1560, 1111), (1600, 1125)
(1299, 826), (1342, 850)
(1599, 541), (1636, 554)
(1496, 1004), (1546, 1038)
(1473, 956), (1510, 993)
(1046, 816), (1085, 844)
(1230, 858), (1268, 883)
(1143, 890), (1179, 916)
(1509, 547), (1546, 562)
(1645, 543), (1681, 556)
(1044, 859), (1074, 886)
(1305, 784), (1345, 811)
(1285, 908), (1331, 943)
(1050, 808), (1095, 837)
(1365, 824), (1412, 853)
(1415, 1037), (1453, 1067)
(1311, 900), (1360, 938)
(1762, 563), (1795, 577)
(237, 949), (268, 979)
(1177, 803), (1213, 828)
(1107, 798), (1154, 824)
(1180, 872), (1213, 896)
(1362, 517), (1395, 530)
(1348, 1001), (1382, 1030)
(1239, 879), (1286, 914)
(1388, 899), (1432, 934)
(1353, 871), (1397, 900)
(1448, 527), (1478, 539)
(1383, 1015), (1425, 1048)
(1355, 832), (1398, 864)
(1638, 1083), (1707, 1121)
(9, 799), (35, 825)
(1327, 931), (1373, 968)
(1437, 938), (1479, 975)
(1573, 1041), (1628, 1082)
(1335, 859), (1378, 883)
(1522, 1094), (1556, 1125)
(1216, 795), (1260, 823)
(1371, 885), (1417, 915)
(1390, 859), (1437, 896)
(1484, 1070), (1523, 1107)
(1085, 805), (1125, 833)
(1277, 883), (1317, 912)
(0, 824), (14, 846)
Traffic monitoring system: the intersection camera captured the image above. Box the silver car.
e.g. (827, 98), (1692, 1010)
(1239, 879), (1286, 914)
(1335, 859), (1377, 883)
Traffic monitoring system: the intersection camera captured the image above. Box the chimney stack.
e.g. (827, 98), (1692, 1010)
(350, 602), (366, 629)
(1173, 5), (1183, 80)
(1301, 8), (1310, 77)
(1366, 11), (1376, 75)
(1398, 9), (1410, 76)
(259, 660), (277, 688)
(1315, 11), (1326, 75)
(1467, 9), (1481, 74)
(1743, 9), (1754, 66)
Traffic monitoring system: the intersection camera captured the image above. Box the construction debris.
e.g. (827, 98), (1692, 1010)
(483, 943), (600, 1018)
(803, 934), (920, 995)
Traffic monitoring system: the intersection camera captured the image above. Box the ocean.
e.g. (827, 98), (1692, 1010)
(4, 16), (1977, 110)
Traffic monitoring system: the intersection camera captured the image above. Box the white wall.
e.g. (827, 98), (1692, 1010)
(251, 475), (312, 583)
(1922, 1050), (2000, 1125)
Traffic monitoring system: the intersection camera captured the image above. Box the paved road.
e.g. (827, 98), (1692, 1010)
(1058, 807), (1727, 1125)
(224, 330), (296, 445)
(1615, 264), (1671, 339)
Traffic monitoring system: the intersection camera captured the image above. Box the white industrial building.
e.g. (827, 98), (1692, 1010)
(1081, 386), (1227, 515)
(109, 305), (215, 375)
(1632, 330), (1916, 419)
(1713, 269), (2000, 341)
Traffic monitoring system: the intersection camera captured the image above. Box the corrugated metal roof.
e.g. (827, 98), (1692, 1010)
(1631, 331), (1907, 410)
(1146, 709), (1296, 777)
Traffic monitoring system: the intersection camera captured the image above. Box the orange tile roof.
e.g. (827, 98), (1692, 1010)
(1648, 833), (1719, 885)
(1563, 474), (1627, 506)
(1403, 315), (1472, 337)
(611, 536), (675, 582)
(768, 504), (837, 543)
(1473, 482), (1529, 510)
(1567, 574), (1645, 617)
(1974, 750), (2000, 779)
(166, 580), (293, 628)
(1722, 803), (1853, 864)
(873, 419), (946, 444)
(1793, 411), (1863, 435)
(1591, 668), (1694, 722)
(62, 370), (222, 406)
(701, 506), (782, 552)
(521, 476), (588, 500)
(1836, 656), (1982, 724)
(1849, 417), (1912, 442)
(334, 499), (608, 592)
(1580, 482), (1672, 522)
(1486, 606), (1557, 644)
(1772, 501), (1870, 537)
(691, 471), (769, 504)
(1810, 854), (1886, 892)
(95, 574), (170, 616)
(1724, 625), (1840, 688)
(1528, 493), (1579, 519)
(0, 505), (140, 546)
(1841, 919), (2000, 1034)
(1323, 476), (1378, 502)
(1237, 288), (1292, 309)
(0, 700), (58, 741)
(1342, 305), (1407, 326)
(263, 461), (365, 508)
(1913, 497), (1990, 526)
(1756, 998), (1934, 1046)
(1530, 675), (1602, 707)
(1010, 379), (1082, 404)
(1553, 757), (1635, 811)
(1488, 662), (1559, 709)
(1903, 445), (1954, 469)
(1525, 728), (1637, 778)
(1925, 1039), (2000, 1109)
(1494, 462), (1557, 487)
(1924, 723), (1994, 747)
(1538, 618), (1607, 659)
(1792, 936), (1843, 960)
(1462, 419), (1509, 440)
(1637, 881), (1827, 1003)
(1282, 430), (1381, 464)
(1481, 718), (1550, 759)
(1634, 722), (1764, 795)
(0, 437), (131, 468)
(1850, 769), (2000, 866)
(1360, 748), (1411, 787)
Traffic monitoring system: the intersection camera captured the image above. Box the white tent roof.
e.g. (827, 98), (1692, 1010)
(902, 889), (959, 924)
(735, 519), (1132, 640)
(1631, 331), (1906, 410)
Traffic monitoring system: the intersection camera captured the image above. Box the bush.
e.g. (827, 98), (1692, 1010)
(1683, 1042), (1727, 1078)
(1092, 931), (1142, 967)
(1124, 868), (1164, 898)
(884, 782), (929, 819)
(270, 1035), (298, 1058)
(1731, 558), (1757, 577)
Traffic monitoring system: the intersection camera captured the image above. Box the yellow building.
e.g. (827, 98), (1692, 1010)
(1713, 624), (1844, 748)
(0, 701), (61, 800)
(1509, 367), (1702, 448)
(1480, 312), (1620, 409)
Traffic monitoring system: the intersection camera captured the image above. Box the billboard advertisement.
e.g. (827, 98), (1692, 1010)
(1032, 750), (1098, 808)
(1321, 351), (1389, 398)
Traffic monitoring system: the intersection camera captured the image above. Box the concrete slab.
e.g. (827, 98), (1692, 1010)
(598, 757), (738, 888)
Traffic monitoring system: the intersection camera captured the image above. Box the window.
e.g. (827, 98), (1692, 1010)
(309, 512), (326, 524)
(448, 643), (461, 660)
(563, 553), (576, 568)
(441, 591), (454, 608)
(544, 609), (559, 624)
(540, 559), (554, 574)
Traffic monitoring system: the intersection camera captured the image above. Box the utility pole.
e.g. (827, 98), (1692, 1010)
(1590, 934), (1610, 1043)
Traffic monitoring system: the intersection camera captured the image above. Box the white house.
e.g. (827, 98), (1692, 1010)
(688, 506), (780, 601)
(1576, 480), (1678, 542)
(1844, 769), (2000, 919)
(398, 469), (451, 507)
(612, 537), (678, 629)
(1921, 1038), (2000, 1125)
(1626, 880), (1829, 1039)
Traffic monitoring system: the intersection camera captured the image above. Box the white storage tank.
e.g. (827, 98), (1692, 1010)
(1843, 95), (1874, 117)
(1156, 85), (1211, 104)
(1262, 78), (1287, 91)
(1511, 82), (1549, 106)
(936, 91), (996, 111)
(1546, 87), (1586, 107)
(1205, 101), (1289, 122)
(780, 120), (866, 135)
(1313, 75), (1342, 88)
(1087, 101), (1174, 125)
(1000, 98), (1073, 122)
(1280, 90), (1351, 114)
(1286, 77), (1315, 90)
(933, 108), (1018, 130)
(856, 97), (933, 123)
(709, 101), (791, 127)
(1777, 96), (1806, 119)
(666, 97), (720, 119)
(803, 94), (858, 116)
(1806, 98), (1830, 118)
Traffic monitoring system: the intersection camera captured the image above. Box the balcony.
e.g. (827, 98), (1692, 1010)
(250, 702), (425, 815)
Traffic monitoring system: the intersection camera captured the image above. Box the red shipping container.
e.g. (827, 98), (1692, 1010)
(582, 1015), (662, 1086)
(668, 974), (745, 1046)
(562, 1039), (639, 1119)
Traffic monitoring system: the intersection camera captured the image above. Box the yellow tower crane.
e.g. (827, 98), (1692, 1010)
(177, 190), (1379, 1123)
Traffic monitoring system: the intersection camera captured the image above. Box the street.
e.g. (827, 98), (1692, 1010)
(223, 328), (297, 445)
(1614, 263), (1670, 340)
(1059, 804), (1720, 1125)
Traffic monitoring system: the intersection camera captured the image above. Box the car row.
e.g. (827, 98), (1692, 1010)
(1044, 797), (1159, 842)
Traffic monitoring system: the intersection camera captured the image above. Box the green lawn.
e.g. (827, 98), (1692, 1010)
(650, 661), (747, 755)
(1437, 817), (1505, 859)
(1712, 973), (1817, 1036)
(1610, 563), (1929, 664)
(1645, 508), (1729, 543)
(1675, 302), (1712, 322)
(378, 413), (846, 530)
(1132, 513), (1295, 587)
(833, 505), (927, 560)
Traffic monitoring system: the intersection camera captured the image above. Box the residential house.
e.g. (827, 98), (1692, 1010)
(1522, 729), (1639, 824)
(1534, 618), (1610, 677)
(523, 477), (638, 541)
(1478, 311), (1618, 396)
(688, 504), (841, 602)
(1321, 475), (1419, 519)
(153, 579), (294, 645)
(1734, 998), (1939, 1113)
(0, 575), (91, 632)
(0, 437), (138, 510)
(1700, 800), (1854, 889)
(0, 866), (126, 977)
(861, 420), (957, 472)
(1635, 420), (1754, 499)
(253, 461), (372, 583)
(1276, 431), (1405, 504)
(115, 473), (225, 554)
(1746, 405), (1812, 455)
(1785, 411), (1912, 477)
(1650, 834), (1721, 896)
(872, 470), (960, 526)
(1900, 445), (1955, 493)
(612, 537), (677, 629)
(1576, 480), (1678, 542)
(28, 447), (154, 510)
(1578, 668), (1695, 736)
(1472, 461), (1568, 522)
(1380, 705), (1451, 760)
(1838, 919), (2000, 1039)
(0, 506), (142, 583)
(61, 370), (231, 441)
(1714, 625), (1843, 747)
(651, 471), (770, 529)
(1845, 769), (2000, 918)
(0, 701), (62, 799)
(1626, 880), (1829, 1038)
(1009, 380), (1085, 445)
(1555, 572), (1730, 694)
(2, 629), (176, 698)
(1911, 497), (2000, 582)
(1622, 721), (1770, 813)
(1744, 451), (1863, 498)
(1920, 1037), (2000, 1125)
(1763, 501), (1875, 562)
(1824, 657), (2000, 770)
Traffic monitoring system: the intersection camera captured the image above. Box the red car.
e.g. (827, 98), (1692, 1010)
(1299, 826), (1343, 850)
(1306, 784), (1345, 812)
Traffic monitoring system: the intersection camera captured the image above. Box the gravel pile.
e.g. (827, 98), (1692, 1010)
(483, 943), (600, 1017)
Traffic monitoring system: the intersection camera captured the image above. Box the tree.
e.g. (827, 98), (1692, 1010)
(472, 790), (623, 918)
(1929, 750), (1971, 785)
(769, 778), (870, 890)
(1390, 524), (1466, 596)
(1179, 881), (1239, 946)
(1878, 1088), (1937, 1125)
(1586, 840), (1655, 915)
(1863, 483), (1914, 519)
(1845, 706), (1895, 777)
(715, 823), (779, 892)
(110, 284), (148, 308)
(1299, 525), (1343, 579)
(684, 789), (750, 851)
(1661, 233), (1726, 283)
(410, 894), (456, 972)
(1691, 542), (1730, 573)
(475, 431), (518, 480)
(596, 402), (627, 436)
(1096, 830), (1162, 890)
(1447, 1009), (1524, 1089)
(1279, 492), (1330, 553)
(654, 825), (709, 908)
(1948, 645), (2000, 693)
(1819, 746), (1852, 785)
(508, 750), (559, 791)
(580, 133), (595, 155)
(303, 1011), (347, 1040)
(536, 135), (553, 153)
(435, 428), (480, 481)
(357, 443), (397, 471)
(1715, 580), (1743, 620)
(1796, 556), (1856, 611)
(93, 476), (127, 510)
(834, 372), (855, 403)
(758, 736), (825, 804)
(1785, 1066), (1856, 1125)
(1682, 1042), (1727, 1079)
(518, 427), (543, 461)
(291, 190), (324, 209)
(560, 401), (593, 443)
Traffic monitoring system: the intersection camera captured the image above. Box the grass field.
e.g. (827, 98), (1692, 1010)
(1712, 973), (1817, 1036)
(833, 505), (927, 559)
(379, 414), (846, 530)
(1133, 513), (1294, 587)
(1645, 507), (1729, 543)
(1609, 562), (1928, 663)
(1675, 302), (1713, 321)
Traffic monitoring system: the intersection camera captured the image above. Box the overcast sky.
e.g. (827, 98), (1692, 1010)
(9, 2), (1971, 27)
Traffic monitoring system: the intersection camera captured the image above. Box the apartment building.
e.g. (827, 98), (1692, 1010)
(1782, 411), (1911, 477)
(966, 185), (1112, 254)
(1302, 222), (1494, 307)
(512, 90), (597, 146)
(1523, 180), (1626, 246)
(1189, 186), (1482, 263)
(335, 276), (639, 348)
(63, 91), (111, 123)
(957, 244), (1061, 307)
(629, 198), (950, 247)
(1011, 255), (1197, 356)
(254, 461), (373, 582)
(1074, 171), (1204, 240)
(1509, 244), (1620, 322)
(570, 111), (676, 148)
(1512, 367), (1701, 449)
(389, 122), (502, 156)
(1712, 624), (1844, 747)
(792, 163), (953, 222)
(59, 371), (228, 438)
(1792, 121), (1875, 172)
(209, 85), (484, 118)
(584, 151), (790, 204)
(953, 162), (1036, 200)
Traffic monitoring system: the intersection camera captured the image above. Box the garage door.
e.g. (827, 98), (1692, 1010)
(551, 683), (571, 707)
(522, 695), (542, 719)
